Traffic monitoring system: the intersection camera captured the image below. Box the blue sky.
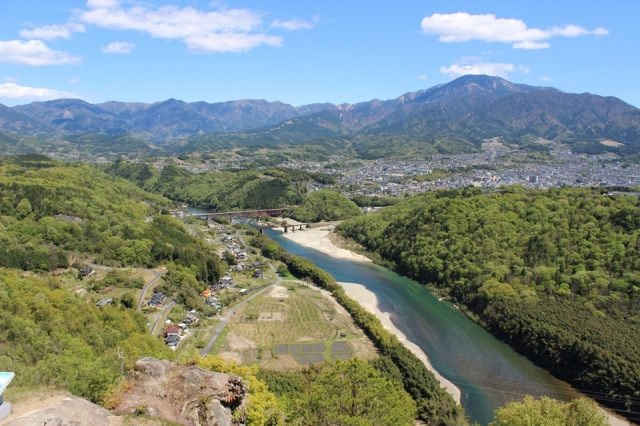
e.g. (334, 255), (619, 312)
(0, 0), (637, 107)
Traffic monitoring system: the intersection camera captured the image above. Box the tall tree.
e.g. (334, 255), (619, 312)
(298, 358), (416, 426)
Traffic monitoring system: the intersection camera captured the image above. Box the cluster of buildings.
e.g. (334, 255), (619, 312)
(163, 312), (199, 349)
(280, 146), (640, 197)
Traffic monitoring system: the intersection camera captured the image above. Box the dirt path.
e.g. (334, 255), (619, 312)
(200, 262), (281, 358)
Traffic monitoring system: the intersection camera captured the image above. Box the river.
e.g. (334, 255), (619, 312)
(263, 228), (581, 425)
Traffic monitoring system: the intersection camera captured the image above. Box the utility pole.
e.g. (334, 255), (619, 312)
(117, 347), (125, 379)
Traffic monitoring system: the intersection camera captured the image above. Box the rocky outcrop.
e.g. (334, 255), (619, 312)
(1, 358), (248, 426)
(113, 357), (248, 426)
(2, 394), (115, 426)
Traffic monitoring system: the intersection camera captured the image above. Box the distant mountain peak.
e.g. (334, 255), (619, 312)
(2, 75), (637, 154)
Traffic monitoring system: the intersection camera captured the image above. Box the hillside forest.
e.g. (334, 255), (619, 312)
(103, 162), (335, 211)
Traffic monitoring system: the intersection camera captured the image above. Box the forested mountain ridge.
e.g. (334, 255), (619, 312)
(3, 75), (639, 159)
(0, 103), (53, 136)
(0, 154), (222, 278)
(103, 162), (335, 211)
(337, 187), (640, 422)
(7, 97), (339, 141)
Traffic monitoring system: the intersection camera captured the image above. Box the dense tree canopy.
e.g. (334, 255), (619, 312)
(288, 190), (363, 223)
(489, 396), (607, 426)
(297, 358), (416, 426)
(0, 156), (222, 285)
(104, 162), (334, 211)
(0, 269), (172, 402)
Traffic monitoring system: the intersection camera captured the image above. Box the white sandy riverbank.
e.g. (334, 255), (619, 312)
(338, 281), (462, 403)
(280, 225), (372, 262)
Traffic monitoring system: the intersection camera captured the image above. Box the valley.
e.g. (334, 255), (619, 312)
(1, 77), (640, 426)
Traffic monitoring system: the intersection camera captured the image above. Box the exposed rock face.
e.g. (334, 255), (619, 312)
(113, 357), (248, 426)
(2, 395), (114, 426)
(1, 358), (248, 426)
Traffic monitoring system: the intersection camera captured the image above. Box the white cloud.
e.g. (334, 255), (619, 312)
(19, 23), (85, 41)
(538, 76), (552, 81)
(0, 82), (79, 101)
(185, 33), (281, 53)
(417, 74), (428, 81)
(77, 2), (282, 52)
(0, 40), (82, 66)
(87, 0), (120, 8)
(440, 61), (530, 79)
(4, 76), (20, 83)
(512, 41), (550, 50)
(68, 77), (80, 83)
(271, 18), (314, 30)
(421, 13), (608, 49)
(101, 41), (135, 54)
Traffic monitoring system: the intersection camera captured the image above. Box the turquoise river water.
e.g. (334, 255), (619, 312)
(263, 228), (581, 425)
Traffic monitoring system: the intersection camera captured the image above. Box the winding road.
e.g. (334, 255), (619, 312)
(86, 263), (163, 311)
(136, 270), (162, 310)
(150, 301), (176, 335)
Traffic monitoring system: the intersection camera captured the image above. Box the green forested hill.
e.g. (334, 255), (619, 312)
(0, 269), (172, 403)
(0, 154), (225, 402)
(337, 187), (640, 421)
(288, 189), (363, 222)
(104, 162), (335, 211)
(0, 155), (222, 279)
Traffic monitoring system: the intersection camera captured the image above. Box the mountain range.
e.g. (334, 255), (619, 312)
(1, 75), (639, 158)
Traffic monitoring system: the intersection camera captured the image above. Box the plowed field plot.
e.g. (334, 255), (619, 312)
(331, 341), (353, 353)
(331, 353), (353, 360)
(312, 343), (326, 352)
(293, 353), (310, 365)
(274, 344), (288, 355)
(272, 341), (353, 365)
(305, 353), (326, 363)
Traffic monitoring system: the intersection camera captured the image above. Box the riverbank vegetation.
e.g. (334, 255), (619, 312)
(336, 186), (640, 422)
(490, 396), (607, 426)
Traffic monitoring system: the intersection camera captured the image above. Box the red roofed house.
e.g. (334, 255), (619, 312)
(164, 325), (181, 338)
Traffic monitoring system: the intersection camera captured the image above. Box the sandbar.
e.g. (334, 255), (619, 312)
(280, 225), (372, 263)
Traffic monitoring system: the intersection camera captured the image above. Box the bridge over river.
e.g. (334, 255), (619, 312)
(192, 208), (288, 220)
(190, 208), (308, 232)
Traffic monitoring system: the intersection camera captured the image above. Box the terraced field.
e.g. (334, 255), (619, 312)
(220, 281), (376, 369)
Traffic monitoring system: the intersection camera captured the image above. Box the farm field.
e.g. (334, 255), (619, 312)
(216, 280), (377, 369)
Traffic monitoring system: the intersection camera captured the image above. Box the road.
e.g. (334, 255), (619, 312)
(200, 246), (282, 358)
(136, 270), (162, 311)
(199, 283), (275, 357)
(86, 263), (162, 311)
(150, 301), (176, 335)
